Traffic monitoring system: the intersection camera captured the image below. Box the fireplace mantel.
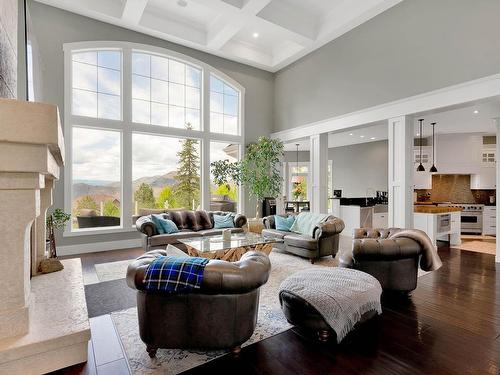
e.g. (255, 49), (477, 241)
(0, 99), (90, 373)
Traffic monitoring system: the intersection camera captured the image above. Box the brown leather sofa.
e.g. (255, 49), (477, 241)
(261, 214), (345, 263)
(134, 209), (247, 252)
(339, 228), (428, 293)
(126, 249), (271, 356)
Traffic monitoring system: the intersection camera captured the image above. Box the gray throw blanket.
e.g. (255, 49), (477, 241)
(391, 229), (442, 271)
(279, 268), (382, 343)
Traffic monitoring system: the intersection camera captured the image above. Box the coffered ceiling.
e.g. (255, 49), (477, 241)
(33, 0), (403, 72)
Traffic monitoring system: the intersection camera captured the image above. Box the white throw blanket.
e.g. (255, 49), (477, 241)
(290, 212), (329, 237)
(279, 268), (382, 343)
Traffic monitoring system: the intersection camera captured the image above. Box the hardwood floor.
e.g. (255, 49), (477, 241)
(54, 245), (500, 375)
(183, 247), (500, 375)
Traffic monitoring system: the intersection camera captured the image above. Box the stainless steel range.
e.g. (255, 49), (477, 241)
(444, 204), (484, 234)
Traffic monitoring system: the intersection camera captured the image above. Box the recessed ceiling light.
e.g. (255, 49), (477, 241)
(252, 32), (259, 38)
(349, 133), (353, 136)
(370, 137), (376, 140)
(473, 110), (479, 114)
(360, 135), (365, 138)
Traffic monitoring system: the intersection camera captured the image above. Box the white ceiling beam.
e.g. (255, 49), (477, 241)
(121, 0), (149, 24)
(195, 0), (272, 49)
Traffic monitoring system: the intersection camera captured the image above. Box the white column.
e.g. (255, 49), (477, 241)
(496, 118), (500, 263)
(388, 116), (413, 228)
(310, 134), (328, 213)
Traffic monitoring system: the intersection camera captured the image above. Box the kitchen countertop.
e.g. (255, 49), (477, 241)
(414, 206), (462, 214)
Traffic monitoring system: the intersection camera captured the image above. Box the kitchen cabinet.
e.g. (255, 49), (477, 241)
(413, 170), (432, 189)
(471, 167), (496, 189)
(414, 211), (461, 247)
(482, 206), (496, 235)
(372, 212), (388, 228)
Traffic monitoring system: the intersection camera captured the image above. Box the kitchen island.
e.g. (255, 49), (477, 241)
(413, 206), (462, 247)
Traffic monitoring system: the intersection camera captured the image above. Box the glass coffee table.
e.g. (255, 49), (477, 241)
(178, 232), (283, 262)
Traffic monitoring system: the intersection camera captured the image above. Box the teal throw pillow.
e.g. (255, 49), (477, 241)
(213, 214), (235, 229)
(275, 215), (295, 231)
(152, 214), (179, 234)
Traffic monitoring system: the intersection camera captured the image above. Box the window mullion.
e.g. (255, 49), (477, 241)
(202, 69), (211, 211)
(122, 47), (133, 226)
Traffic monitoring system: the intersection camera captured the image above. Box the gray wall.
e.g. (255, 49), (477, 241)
(284, 140), (388, 198)
(28, 1), (274, 248)
(274, 0), (500, 132)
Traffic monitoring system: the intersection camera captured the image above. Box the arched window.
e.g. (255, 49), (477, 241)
(64, 42), (244, 234)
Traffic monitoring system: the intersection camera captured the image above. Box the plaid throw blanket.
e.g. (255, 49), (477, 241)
(143, 256), (209, 293)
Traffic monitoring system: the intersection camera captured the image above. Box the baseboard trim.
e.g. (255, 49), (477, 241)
(57, 239), (142, 256)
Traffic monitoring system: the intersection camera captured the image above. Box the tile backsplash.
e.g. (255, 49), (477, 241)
(415, 174), (495, 204)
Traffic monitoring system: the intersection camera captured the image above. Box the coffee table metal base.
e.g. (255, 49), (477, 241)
(185, 243), (273, 262)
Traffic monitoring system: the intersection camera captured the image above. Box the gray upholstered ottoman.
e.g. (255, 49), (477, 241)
(279, 268), (382, 343)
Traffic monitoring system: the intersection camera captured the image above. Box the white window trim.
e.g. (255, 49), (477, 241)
(63, 41), (245, 236)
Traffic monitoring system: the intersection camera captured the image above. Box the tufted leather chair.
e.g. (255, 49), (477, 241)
(126, 249), (271, 357)
(339, 228), (424, 293)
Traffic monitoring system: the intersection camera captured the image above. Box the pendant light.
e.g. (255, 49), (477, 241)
(291, 143), (300, 183)
(417, 119), (425, 172)
(429, 122), (438, 172)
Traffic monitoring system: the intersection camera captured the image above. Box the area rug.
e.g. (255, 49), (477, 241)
(110, 251), (337, 375)
(453, 240), (496, 255)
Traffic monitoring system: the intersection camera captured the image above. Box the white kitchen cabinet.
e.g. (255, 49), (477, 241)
(372, 212), (388, 228)
(471, 167), (496, 189)
(413, 170), (432, 189)
(482, 206), (496, 235)
(414, 211), (461, 247)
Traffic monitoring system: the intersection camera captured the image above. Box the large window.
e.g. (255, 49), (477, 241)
(210, 74), (239, 135)
(132, 53), (201, 129)
(65, 42), (244, 233)
(72, 50), (121, 120)
(210, 142), (240, 212)
(71, 127), (121, 229)
(132, 133), (201, 212)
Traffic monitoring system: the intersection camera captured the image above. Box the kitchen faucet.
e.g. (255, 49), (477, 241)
(366, 187), (376, 206)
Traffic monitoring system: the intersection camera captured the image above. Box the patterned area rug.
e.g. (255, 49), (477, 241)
(110, 251), (338, 375)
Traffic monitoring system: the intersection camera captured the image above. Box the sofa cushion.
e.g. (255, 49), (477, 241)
(284, 233), (317, 250)
(149, 232), (201, 247)
(214, 213), (235, 229)
(262, 228), (289, 240)
(152, 214), (179, 234)
(167, 210), (213, 231)
(275, 215), (295, 231)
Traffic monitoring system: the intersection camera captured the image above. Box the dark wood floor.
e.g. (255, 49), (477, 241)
(55, 245), (500, 375)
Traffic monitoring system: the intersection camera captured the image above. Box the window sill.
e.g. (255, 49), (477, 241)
(63, 226), (136, 237)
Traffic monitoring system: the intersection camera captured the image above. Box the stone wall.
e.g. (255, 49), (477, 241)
(0, 0), (18, 98)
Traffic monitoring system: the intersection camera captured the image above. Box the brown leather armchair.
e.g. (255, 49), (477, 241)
(262, 214), (345, 263)
(339, 228), (429, 293)
(126, 249), (271, 357)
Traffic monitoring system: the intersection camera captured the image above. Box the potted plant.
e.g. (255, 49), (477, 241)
(40, 208), (71, 273)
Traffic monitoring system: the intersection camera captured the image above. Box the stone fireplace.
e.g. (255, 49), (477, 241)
(0, 99), (90, 373)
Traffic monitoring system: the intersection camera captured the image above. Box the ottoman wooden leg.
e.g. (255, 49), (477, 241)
(231, 345), (242, 356)
(317, 329), (331, 342)
(146, 345), (158, 358)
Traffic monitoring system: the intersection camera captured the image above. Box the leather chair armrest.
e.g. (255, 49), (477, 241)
(234, 213), (247, 228)
(314, 217), (345, 239)
(201, 251), (271, 294)
(262, 215), (275, 229)
(135, 215), (156, 237)
(352, 238), (421, 261)
(127, 250), (271, 294)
